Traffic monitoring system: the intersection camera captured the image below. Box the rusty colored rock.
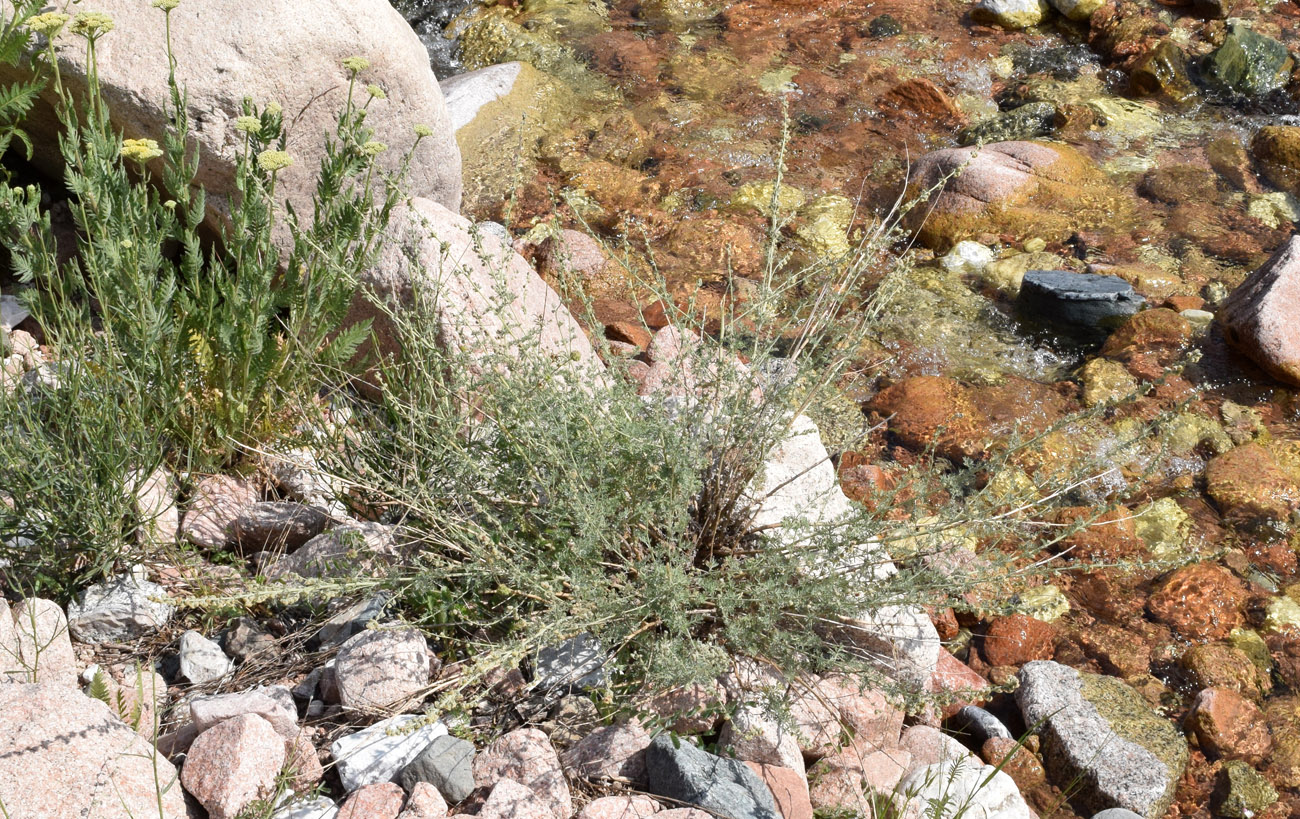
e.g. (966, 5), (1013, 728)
(1187, 687), (1272, 764)
(1053, 506), (1145, 561)
(981, 614), (1056, 668)
(980, 737), (1046, 793)
(1075, 622), (1152, 678)
(1180, 643), (1271, 699)
(1147, 563), (1247, 641)
(869, 376), (989, 461)
(1206, 443), (1300, 528)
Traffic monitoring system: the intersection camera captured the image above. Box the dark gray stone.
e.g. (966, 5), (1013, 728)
(223, 616), (277, 661)
(229, 501), (331, 554)
(398, 734), (477, 803)
(952, 705), (1013, 745)
(958, 102), (1057, 146)
(868, 14), (901, 36)
(1018, 270), (1143, 335)
(313, 594), (391, 649)
(645, 734), (779, 819)
(534, 633), (606, 693)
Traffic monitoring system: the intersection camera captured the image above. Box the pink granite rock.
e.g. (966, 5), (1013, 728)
(475, 728), (572, 817)
(745, 762), (813, 819)
(286, 730), (325, 792)
(561, 719), (651, 784)
(190, 685), (298, 739)
(11, 597), (77, 685)
(639, 680), (726, 735)
(343, 198), (606, 399)
(339, 782), (407, 819)
(181, 474), (259, 549)
(399, 781), (451, 819)
(652, 810), (715, 819)
(1220, 235), (1300, 385)
(334, 627), (431, 711)
(0, 682), (187, 818)
(576, 795), (661, 819)
(479, 777), (559, 819)
(719, 704), (806, 775)
(180, 713), (286, 819)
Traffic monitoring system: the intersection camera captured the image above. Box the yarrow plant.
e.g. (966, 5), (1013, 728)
(0, 0), (423, 593)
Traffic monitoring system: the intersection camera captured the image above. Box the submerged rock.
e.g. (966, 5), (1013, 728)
(1129, 41), (1195, 103)
(971, 0), (1051, 30)
(1202, 23), (1294, 98)
(1017, 271), (1143, 337)
(907, 141), (1126, 249)
(1048, 0), (1102, 20)
(958, 101), (1057, 146)
(1252, 126), (1300, 198)
(440, 61), (570, 215)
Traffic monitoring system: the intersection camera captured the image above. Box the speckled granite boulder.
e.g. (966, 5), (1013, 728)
(1016, 661), (1187, 818)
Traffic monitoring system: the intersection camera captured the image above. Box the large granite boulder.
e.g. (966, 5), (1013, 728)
(0, 682), (187, 818)
(342, 197), (604, 395)
(3, 0), (461, 244)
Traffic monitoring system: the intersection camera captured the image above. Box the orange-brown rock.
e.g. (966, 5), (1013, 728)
(981, 614), (1056, 668)
(877, 78), (965, 127)
(869, 376), (990, 461)
(1146, 563), (1247, 641)
(980, 737), (1046, 794)
(1070, 570), (1149, 623)
(1075, 622), (1152, 678)
(1206, 443), (1300, 528)
(1053, 506), (1145, 561)
(1101, 308), (1193, 381)
(1180, 642), (1271, 699)
(1187, 687), (1272, 764)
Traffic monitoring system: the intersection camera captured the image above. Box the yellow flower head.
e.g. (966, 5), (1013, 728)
(27, 12), (69, 37)
(256, 149), (293, 173)
(361, 140), (388, 157)
(366, 84), (386, 100)
(234, 116), (261, 134)
(342, 56), (370, 74)
(413, 124), (434, 138)
(70, 12), (114, 38)
(265, 102), (283, 117)
(150, 0), (180, 10)
(120, 138), (163, 163)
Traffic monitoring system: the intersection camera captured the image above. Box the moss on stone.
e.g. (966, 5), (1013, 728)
(1079, 672), (1189, 815)
(1218, 760), (1277, 818)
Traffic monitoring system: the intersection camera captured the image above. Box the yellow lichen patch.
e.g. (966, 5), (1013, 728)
(795, 195), (854, 259)
(728, 180), (805, 217)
